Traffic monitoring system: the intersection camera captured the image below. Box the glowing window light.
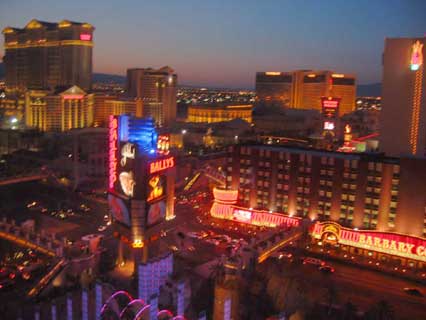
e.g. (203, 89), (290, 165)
(80, 34), (92, 41)
(265, 72), (281, 76)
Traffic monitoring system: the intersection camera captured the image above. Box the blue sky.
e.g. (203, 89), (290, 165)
(1, 0), (425, 88)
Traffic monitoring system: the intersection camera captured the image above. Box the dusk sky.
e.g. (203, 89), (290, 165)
(1, 0), (425, 88)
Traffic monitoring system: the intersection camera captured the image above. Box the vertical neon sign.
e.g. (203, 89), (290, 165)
(109, 115), (118, 190)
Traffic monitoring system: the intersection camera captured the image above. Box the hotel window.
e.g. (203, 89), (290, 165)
(284, 185), (289, 191)
(266, 150), (271, 157)
(328, 158), (334, 165)
(368, 162), (374, 170)
(321, 157), (327, 165)
(349, 195), (355, 201)
(393, 165), (400, 174)
(265, 162), (271, 167)
(278, 173), (283, 179)
(351, 160), (358, 169)
(344, 159), (350, 168)
(277, 184), (282, 189)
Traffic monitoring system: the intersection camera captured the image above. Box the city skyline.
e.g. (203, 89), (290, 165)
(1, 0), (426, 88)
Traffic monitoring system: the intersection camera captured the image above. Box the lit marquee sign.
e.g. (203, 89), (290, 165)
(312, 222), (426, 261)
(324, 121), (335, 131)
(149, 156), (175, 174)
(233, 209), (252, 222)
(80, 33), (92, 41)
(109, 116), (118, 190)
(410, 40), (423, 71)
(321, 97), (340, 118)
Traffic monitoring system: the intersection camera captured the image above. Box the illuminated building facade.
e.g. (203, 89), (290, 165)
(25, 85), (94, 131)
(103, 98), (143, 121)
(379, 37), (426, 157)
(2, 19), (94, 92)
(126, 67), (177, 127)
(93, 94), (117, 127)
(255, 72), (294, 107)
(108, 115), (175, 266)
(187, 103), (253, 123)
(255, 70), (356, 116)
(222, 144), (426, 237)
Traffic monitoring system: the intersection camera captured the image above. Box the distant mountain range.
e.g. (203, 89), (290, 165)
(92, 73), (126, 84)
(0, 63), (381, 96)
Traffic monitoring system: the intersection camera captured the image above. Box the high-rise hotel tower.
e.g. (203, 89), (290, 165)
(379, 37), (426, 157)
(2, 19), (94, 92)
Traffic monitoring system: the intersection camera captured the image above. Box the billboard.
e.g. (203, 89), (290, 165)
(321, 97), (340, 119)
(108, 194), (131, 227)
(147, 200), (166, 227)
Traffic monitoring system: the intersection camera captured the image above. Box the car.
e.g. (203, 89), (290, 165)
(302, 257), (326, 266)
(318, 265), (335, 274)
(98, 225), (107, 232)
(403, 288), (424, 297)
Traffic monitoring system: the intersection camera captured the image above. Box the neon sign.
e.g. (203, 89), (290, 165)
(410, 40), (423, 71)
(121, 143), (136, 166)
(321, 97), (340, 119)
(157, 135), (170, 155)
(147, 175), (164, 202)
(149, 157), (175, 174)
(63, 94), (84, 100)
(312, 222), (426, 261)
(109, 116), (118, 190)
(80, 34), (92, 41)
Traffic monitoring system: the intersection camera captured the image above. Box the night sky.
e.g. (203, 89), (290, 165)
(1, 0), (425, 88)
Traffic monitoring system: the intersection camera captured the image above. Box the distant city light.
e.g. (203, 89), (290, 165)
(181, 129), (187, 134)
(10, 117), (18, 124)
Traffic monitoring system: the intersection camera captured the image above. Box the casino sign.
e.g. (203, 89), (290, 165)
(312, 222), (426, 262)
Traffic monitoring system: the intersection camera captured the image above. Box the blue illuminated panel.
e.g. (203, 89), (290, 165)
(117, 115), (158, 155)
